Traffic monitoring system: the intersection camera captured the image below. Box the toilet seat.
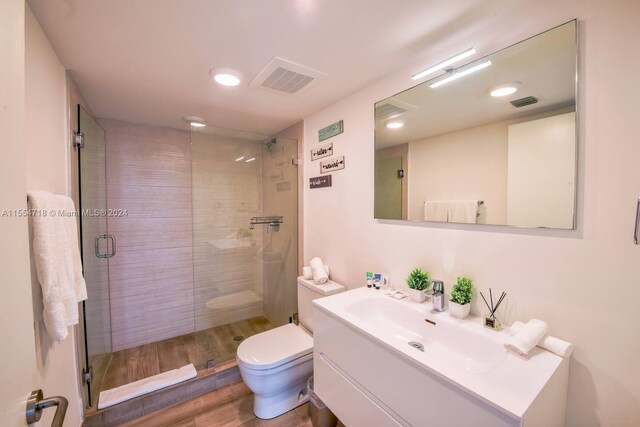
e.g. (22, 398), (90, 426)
(237, 323), (313, 371)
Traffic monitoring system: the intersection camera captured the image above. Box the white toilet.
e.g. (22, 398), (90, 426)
(237, 276), (345, 419)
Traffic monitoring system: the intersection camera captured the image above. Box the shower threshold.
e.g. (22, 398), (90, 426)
(84, 316), (275, 426)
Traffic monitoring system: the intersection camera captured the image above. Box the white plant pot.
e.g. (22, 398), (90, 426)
(449, 301), (471, 319)
(409, 288), (427, 303)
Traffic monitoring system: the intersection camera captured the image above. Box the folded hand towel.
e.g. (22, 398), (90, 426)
(303, 266), (313, 280)
(28, 191), (87, 342)
(449, 200), (478, 224)
(504, 319), (549, 356)
(510, 321), (573, 357)
(310, 257), (328, 284)
(424, 201), (448, 222)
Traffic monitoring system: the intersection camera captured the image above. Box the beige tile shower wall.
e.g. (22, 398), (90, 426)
(101, 119), (194, 351)
(191, 132), (264, 331)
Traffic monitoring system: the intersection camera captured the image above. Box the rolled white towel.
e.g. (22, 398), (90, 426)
(504, 319), (548, 356)
(510, 321), (573, 358)
(310, 257), (328, 284)
(303, 265), (330, 280)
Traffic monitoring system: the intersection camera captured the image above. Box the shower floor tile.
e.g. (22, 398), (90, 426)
(97, 316), (275, 395)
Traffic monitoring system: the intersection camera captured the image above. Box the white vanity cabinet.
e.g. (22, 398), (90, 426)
(312, 288), (569, 427)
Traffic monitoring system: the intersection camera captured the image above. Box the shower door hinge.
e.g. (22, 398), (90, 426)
(292, 312), (299, 325)
(73, 131), (85, 150)
(291, 157), (298, 166)
(82, 366), (93, 384)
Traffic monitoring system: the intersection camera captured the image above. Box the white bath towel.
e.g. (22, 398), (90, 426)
(28, 191), (87, 342)
(98, 363), (197, 409)
(424, 201), (448, 222)
(448, 200), (478, 224)
(505, 319), (549, 356)
(310, 257), (328, 284)
(510, 321), (574, 358)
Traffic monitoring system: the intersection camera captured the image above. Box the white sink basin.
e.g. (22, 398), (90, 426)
(345, 297), (506, 374)
(313, 287), (568, 421)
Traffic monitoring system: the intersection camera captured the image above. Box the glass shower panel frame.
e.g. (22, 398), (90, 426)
(77, 105), (112, 407)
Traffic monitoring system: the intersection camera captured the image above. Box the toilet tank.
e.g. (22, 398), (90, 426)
(297, 276), (344, 334)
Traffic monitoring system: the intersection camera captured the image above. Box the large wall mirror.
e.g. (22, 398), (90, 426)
(374, 20), (577, 229)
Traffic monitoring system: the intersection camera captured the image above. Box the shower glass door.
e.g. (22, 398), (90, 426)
(190, 128), (298, 368)
(77, 105), (112, 407)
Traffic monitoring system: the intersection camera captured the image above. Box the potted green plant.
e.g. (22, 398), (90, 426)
(406, 268), (430, 303)
(449, 276), (474, 319)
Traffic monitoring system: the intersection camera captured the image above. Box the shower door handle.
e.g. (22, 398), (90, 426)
(634, 197), (640, 245)
(95, 235), (116, 258)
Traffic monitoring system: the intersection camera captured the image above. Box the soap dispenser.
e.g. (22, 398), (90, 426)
(432, 281), (445, 312)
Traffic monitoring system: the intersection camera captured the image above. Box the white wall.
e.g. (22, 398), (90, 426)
(407, 121), (508, 223)
(303, 1), (640, 426)
(507, 112), (576, 228)
(25, 5), (83, 426)
(0, 1), (39, 425)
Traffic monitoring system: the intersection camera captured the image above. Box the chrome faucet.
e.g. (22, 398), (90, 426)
(431, 281), (445, 312)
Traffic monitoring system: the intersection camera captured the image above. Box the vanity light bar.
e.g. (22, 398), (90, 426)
(429, 60), (492, 88)
(411, 47), (476, 80)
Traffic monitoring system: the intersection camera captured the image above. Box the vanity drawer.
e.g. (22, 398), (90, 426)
(315, 350), (403, 427)
(313, 308), (520, 427)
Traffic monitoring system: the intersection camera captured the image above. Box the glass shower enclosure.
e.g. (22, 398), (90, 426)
(76, 111), (298, 409)
(190, 128), (299, 368)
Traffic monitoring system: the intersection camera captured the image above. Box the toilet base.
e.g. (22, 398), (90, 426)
(253, 378), (310, 420)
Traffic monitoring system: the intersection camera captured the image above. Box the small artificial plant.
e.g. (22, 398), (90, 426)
(406, 268), (430, 291)
(450, 276), (474, 305)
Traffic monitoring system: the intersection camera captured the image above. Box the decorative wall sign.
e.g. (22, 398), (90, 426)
(311, 142), (333, 161)
(318, 120), (343, 141)
(310, 175), (332, 189)
(320, 156), (345, 174)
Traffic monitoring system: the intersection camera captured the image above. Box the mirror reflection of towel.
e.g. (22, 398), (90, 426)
(424, 201), (448, 222)
(449, 200), (478, 224)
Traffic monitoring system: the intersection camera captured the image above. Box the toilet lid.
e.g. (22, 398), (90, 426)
(237, 323), (313, 370)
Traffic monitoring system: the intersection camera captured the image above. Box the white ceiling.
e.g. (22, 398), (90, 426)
(27, 0), (518, 136)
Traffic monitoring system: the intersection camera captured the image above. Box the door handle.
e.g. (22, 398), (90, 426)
(26, 389), (68, 427)
(634, 197), (640, 245)
(95, 234), (116, 258)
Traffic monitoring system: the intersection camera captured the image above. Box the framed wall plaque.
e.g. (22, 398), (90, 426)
(311, 142), (333, 161)
(320, 156), (345, 173)
(310, 175), (332, 189)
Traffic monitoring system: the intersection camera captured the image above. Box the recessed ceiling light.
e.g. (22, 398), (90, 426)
(386, 121), (404, 129)
(183, 116), (206, 127)
(245, 157), (256, 163)
(235, 156), (245, 162)
(429, 60), (492, 88)
(490, 82), (522, 97)
(412, 48), (476, 80)
(210, 68), (242, 87)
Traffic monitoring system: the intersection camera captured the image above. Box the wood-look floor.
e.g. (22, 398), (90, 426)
(121, 381), (315, 427)
(96, 316), (275, 396)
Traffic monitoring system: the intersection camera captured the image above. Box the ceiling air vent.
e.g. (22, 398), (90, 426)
(250, 57), (326, 95)
(375, 103), (407, 120)
(510, 96), (539, 108)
